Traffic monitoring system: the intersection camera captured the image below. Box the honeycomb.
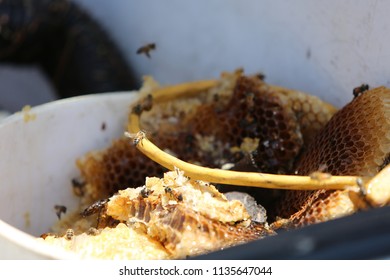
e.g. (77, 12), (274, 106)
(40, 68), (390, 260)
(276, 86), (390, 226)
(77, 71), (335, 204)
(43, 170), (273, 259)
(77, 71), (390, 229)
(295, 86), (390, 176)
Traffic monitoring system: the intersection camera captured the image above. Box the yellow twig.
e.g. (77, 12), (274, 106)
(127, 80), (364, 191)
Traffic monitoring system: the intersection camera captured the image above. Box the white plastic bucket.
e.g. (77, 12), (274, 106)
(0, 92), (138, 259)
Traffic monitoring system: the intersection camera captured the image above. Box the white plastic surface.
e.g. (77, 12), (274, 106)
(75, 0), (390, 107)
(0, 92), (138, 259)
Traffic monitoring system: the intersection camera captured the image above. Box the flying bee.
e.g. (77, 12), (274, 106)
(124, 130), (146, 146)
(54, 205), (67, 219)
(353, 84), (369, 99)
(136, 43), (156, 58)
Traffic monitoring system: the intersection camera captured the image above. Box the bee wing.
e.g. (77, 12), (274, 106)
(124, 131), (138, 139)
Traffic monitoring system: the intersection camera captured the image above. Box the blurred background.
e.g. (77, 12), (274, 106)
(0, 0), (389, 112)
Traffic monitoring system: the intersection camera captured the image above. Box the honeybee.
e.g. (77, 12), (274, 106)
(353, 84), (369, 98)
(140, 187), (152, 198)
(124, 130), (146, 146)
(163, 186), (183, 202)
(54, 205), (67, 219)
(164, 186), (173, 194)
(65, 229), (74, 240)
(80, 199), (109, 217)
(81, 198), (111, 228)
(136, 43), (156, 58)
(255, 72), (266, 80)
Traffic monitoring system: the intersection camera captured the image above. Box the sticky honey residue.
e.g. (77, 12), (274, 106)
(22, 105), (37, 122)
